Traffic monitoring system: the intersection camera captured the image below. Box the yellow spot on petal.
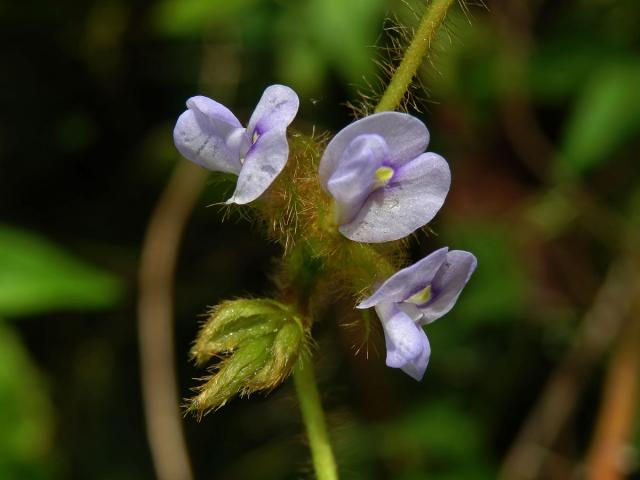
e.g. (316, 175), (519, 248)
(406, 285), (432, 305)
(252, 131), (260, 144)
(374, 166), (394, 187)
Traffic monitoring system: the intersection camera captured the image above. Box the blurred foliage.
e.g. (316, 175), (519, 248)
(275, 0), (384, 95)
(152, 0), (261, 36)
(153, 0), (384, 96)
(444, 221), (529, 326)
(561, 63), (640, 174)
(2, 0), (640, 478)
(0, 224), (122, 479)
(331, 400), (494, 480)
(0, 323), (57, 479)
(377, 400), (495, 480)
(0, 225), (122, 318)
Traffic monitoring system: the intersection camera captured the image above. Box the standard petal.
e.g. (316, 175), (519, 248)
(247, 84), (299, 136)
(327, 134), (388, 224)
(376, 303), (431, 381)
(227, 129), (288, 205)
(339, 152), (451, 242)
(188, 95), (242, 133)
(173, 96), (244, 174)
(319, 112), (429, 189)
(357, 247), (448, 309)
(419, 250), (477, 324)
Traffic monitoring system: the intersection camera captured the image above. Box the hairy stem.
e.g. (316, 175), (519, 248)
(293, 357), (339, 480)
(375, 0), (455, 112)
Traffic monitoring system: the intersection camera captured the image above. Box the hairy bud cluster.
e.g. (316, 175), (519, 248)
(188, 299), (306, 416)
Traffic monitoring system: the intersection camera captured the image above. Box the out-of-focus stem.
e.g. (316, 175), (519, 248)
(293, 357), (339, 480)
(499, 254), (640, 480)
(586, 309), (640, 480)
(375, 0), (455, 113)
(138, 161), (208, 480)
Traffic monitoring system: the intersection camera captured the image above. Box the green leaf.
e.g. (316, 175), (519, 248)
(561, 63), (640, 173)
(0, 225), (122, 317)
(0, 322), (57, 479)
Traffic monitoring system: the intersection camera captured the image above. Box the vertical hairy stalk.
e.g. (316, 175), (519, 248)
(375, 0), (456, 112)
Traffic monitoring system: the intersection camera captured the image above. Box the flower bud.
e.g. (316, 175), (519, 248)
(188, 298), (305, 415)
(251, 318), (305, 391)
(191, 299), (285, 366)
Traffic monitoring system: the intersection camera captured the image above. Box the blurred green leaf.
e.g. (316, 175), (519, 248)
(276, 0), (384, 94)
(0, 225), (122, 317)
(152, 0), (261, 36)
(525, 188), (579, 238)
(378, 400), (494, 480)
(425, 13), (500, 102)
(276, 39), (325, 96)
(443, 221), (529, 325)
(528, 39), (627, 102)
(0, 322), (57, 479)
(561, 63), (640, 173)
(307, 0), (382, 82)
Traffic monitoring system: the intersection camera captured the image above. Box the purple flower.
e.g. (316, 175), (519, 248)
(173, 85), (299, 205)
(357, 247), (477, 380)
(318, 112), (451, 243)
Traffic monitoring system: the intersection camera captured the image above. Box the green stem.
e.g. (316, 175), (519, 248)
(375, 0), (455, 112)
(293, 357), (339, 480)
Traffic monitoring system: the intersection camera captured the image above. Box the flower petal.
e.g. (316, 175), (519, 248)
(357, 247), (449, 309)
(227, 129), (289, 205)
(173, 96), (244, 174)
(188, 95), (243, 132)
(419, 250), (477, 324)
(339, 152), (451, 242)
(319, 112), (429, 189)
(327, 134), (388, 224)
(376, 303), (430, 381)
(247, 84), (299, 135)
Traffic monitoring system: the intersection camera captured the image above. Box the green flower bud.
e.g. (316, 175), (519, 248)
(191, 299), (287, 366)
(188, 298), (306, 416)
(251, 318), (305, 391)
(189, 334), (274, 415)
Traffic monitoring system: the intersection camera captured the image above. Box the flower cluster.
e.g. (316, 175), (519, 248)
(174, 85), (476, 381)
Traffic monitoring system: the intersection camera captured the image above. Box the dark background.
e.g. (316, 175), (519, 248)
(1, 0), (639, 479)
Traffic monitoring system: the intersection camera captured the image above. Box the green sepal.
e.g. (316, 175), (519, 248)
(188, 298), (306, 416)
(191, 298), (288, 366)
(188, 334), (275, 416)
(251, 318), (305, 391)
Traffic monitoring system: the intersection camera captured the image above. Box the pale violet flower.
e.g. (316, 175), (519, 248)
(318, 112), (451, 243)
(173, 84), (299, 204)
(357, 247), (477, 380)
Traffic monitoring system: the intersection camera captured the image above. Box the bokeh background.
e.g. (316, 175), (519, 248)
(1, 0), (640, 479)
